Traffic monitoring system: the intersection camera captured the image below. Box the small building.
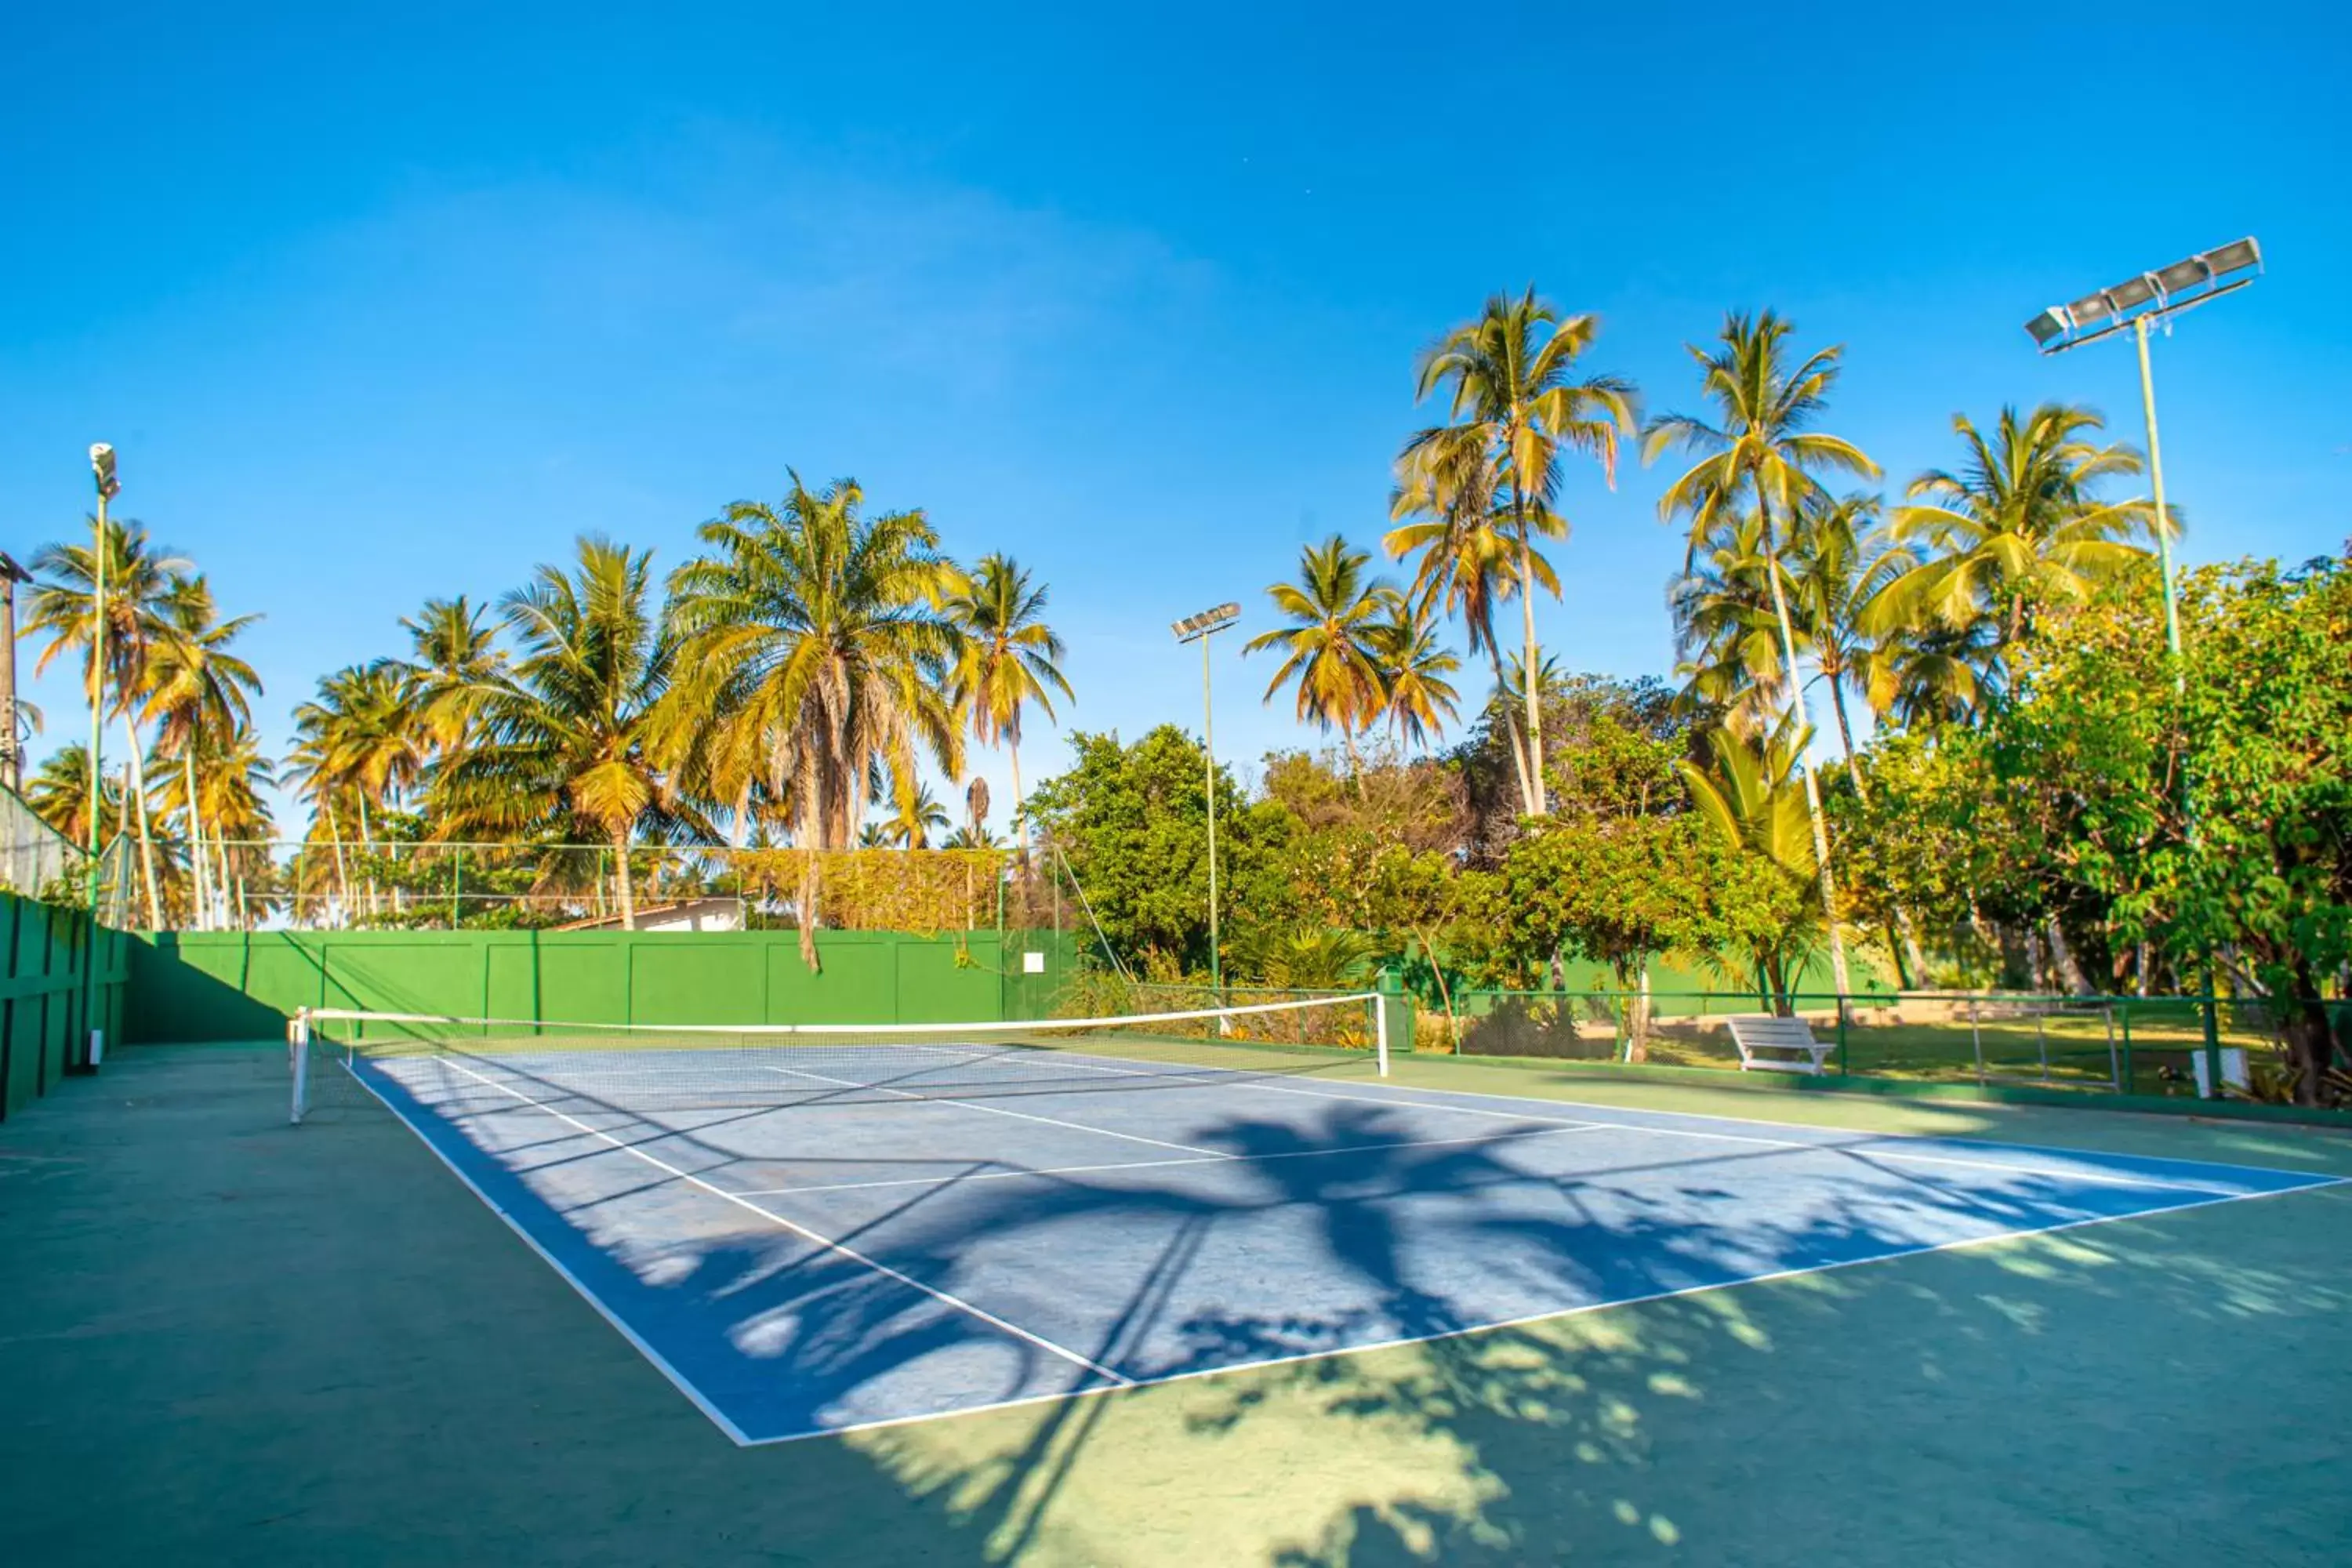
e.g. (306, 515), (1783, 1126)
(557, 896), (743, 933)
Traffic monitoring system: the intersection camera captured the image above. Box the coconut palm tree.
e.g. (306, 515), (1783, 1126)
(143, 576), (263, 928)
(26, 518), (192, 925)
(884, 780), (951, 848)
(659, 475), (962, 962)
(394, 596), (506, 761)
(1668, 507), (1785, 728)
(1403, 290), (1638, 813)
(1384, 439), (1555, 807)
(946, 554), (1070, 852)
(439, 537), (692, 929)
(1243, 535), (1399, 779)
(1644, 310), (1879, 1002)
(1871, 403), (2159, 655)
(192, 727), (277, 929)
(24, 743), (124, 851)
(1780, 495), (1910, 785)
(1675, 712), (1821, 1009)
(1368, 598), (1462, 749)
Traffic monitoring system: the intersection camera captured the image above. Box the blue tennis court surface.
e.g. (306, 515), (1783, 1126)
(350, 1044), (2338, 1445)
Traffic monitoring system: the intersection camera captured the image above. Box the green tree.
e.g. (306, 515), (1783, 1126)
(143, 575), (263, 930)
(1405, 290), (1638, 814)
(1368, 597), (1461, 749)
(660, 474), (964, 956)
(26, 517), (194, 925)
(1385, 434), (1552, 808)
(1875, 403), (2159, 655)
(1644, 310), (1880, 1001)
(1243, 535), (1399, 779)
(438, 536), (690, 929)
(946, 553), (1071, 851)
(1023, 726), (1294, 972)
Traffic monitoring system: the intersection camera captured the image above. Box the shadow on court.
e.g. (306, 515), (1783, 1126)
(4, 1046), (2348, 1566)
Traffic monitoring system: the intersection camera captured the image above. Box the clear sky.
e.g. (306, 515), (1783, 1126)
(5, 2), (2345, 833)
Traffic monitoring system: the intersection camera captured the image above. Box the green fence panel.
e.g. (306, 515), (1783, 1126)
(122, 927), (1036, 1044)
(0, 891), (128, 1122)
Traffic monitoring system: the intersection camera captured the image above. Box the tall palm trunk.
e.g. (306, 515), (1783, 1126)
(1759, 523), (1853, 1010)
(1512, 512), (1546, 816)
(180, 749), (211, 930)
(1486, 641), (1535, 817)
(1827, 675), (1929, 985)
(323, 799), (353, 927)
(355, 793), (381, 917)
(119, 713), (164, 928)
(612, 825), (636, 931)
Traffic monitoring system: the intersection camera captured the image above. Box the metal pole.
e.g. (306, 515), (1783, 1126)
(1203, 628), (1221, 998)
(2132, 316), (2184, 693)
(88, 489), (109, 906)
(0, 564), (21, 792)
(2136, 318), (2225, 1091)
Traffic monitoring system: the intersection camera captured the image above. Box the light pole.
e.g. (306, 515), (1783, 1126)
(2025, 238), (2261, 1094)
(0, 551), (32, 793)
(1172, 602), (1240, 996)
(85, 444), (119, 1072)
(2025, 236), (2262, 694)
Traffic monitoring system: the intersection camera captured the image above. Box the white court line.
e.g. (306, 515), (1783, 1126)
(725, 1122), (1602, 1198)
(735, 1171), (2352, 1446)
(425, 1057), (1131, 1386)
(756, 1063), (1226, 1157)
(986, 1052), (2292, 1196)
(338, 1061), (757, 1446)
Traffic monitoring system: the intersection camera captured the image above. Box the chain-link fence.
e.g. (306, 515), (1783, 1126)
(1437, 986), (2350, 1108)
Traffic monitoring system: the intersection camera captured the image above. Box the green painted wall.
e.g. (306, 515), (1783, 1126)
(0, 891), (129, 1121)
(125, 927), (1084, 1044)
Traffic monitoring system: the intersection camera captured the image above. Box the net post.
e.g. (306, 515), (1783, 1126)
(289, 1007), (311, 1125)
(1373, 990), (1391, 1077)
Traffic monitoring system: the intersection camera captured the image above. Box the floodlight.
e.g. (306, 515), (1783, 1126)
(89, 443), (119, 499)
(2024, 237), (2263, 354)
(1171, 602), (1241, 643)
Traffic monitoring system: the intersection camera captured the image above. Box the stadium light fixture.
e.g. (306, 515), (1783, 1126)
(1171, 603), (1242, 995)
(2024, 238), (2262, 687)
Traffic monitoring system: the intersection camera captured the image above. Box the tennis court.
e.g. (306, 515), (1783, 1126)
(305, 1000), (2339, 1446)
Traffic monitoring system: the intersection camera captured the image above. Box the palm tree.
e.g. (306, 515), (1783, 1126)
(24, 743), (124, 851)
(1368, 597), (1461, 748)
(439, 537), (688, 929)
(1667, 507), (1785, 728)
(193, 728), (277, 928)
(1384, 440), (1555, 807)
(143, 576), (263, 929)
(1675, 713), (1821, 1008)
(1780, 495), (1908, 786)
(26, 518), (192, 925)
(395, 596), (506, 760)
(1861, 619), (2005, 731)
(1872, 403), (2158, 655)
(1243, 535), (1398, 779)
(884, 780), (951, 848)
(946, 554), (1070, 852)
(1644, 310), (1879, 1002)
(287, 662), (423, 917)
(1404, 289), (1638, 813)
(659, 474), (963, 962)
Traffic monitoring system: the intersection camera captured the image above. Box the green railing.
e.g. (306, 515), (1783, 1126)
(1431, 987), (2347, 1105)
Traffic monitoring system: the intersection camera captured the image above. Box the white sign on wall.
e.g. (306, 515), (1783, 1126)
(1022, 951), (1047, 974)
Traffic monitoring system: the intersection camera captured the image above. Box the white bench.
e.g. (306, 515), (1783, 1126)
(1726, 1014), (1835, 1075)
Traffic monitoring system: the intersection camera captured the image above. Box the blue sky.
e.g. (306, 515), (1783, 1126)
(5, 2), (2345, 833)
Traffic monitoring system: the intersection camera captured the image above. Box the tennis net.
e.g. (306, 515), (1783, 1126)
(289, 991), (1392, 1123)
